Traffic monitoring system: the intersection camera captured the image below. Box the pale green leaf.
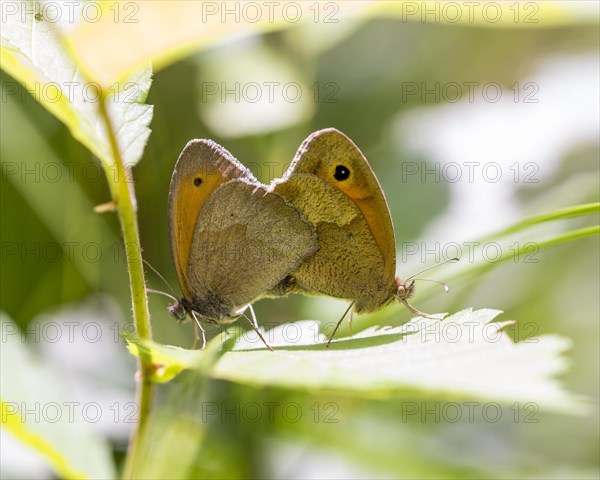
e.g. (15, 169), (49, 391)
(129, 309), (586, 414)
(66, 1), (597, 86)
(0, 0), (153, 167)
(0, 313), (116, 480)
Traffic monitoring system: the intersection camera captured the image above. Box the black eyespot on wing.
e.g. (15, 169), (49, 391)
(193, 177), (202, 186)
(334, 165), (350, 181)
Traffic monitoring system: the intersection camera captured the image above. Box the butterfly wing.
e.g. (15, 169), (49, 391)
(187, 180), (318, 320)
(271, 128), (397, 312)
(168, 139), (257, 300)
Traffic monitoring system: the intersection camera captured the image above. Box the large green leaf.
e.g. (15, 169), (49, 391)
(0, 0), (153, 168)
(129, 309), (585, 413)
(66, 1), (595, 86)
(0, 313), (116, 479)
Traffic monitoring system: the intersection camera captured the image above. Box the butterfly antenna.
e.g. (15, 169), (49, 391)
(396, 258), (459, 320)
(241, 309), (273, 352)
(409, 278), (450, 293)
(406, 257), (459, 282)
(143, 258), (178, 296)
(146, 288), (180, 303)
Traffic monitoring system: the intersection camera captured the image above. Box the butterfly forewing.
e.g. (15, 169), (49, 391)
(168, 140), (257, 299)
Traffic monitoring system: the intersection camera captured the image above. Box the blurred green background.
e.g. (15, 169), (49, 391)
(1, 3), (599, 478)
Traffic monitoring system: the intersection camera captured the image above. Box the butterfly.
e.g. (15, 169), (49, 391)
(166, 129), (441, 349)
(167, 139), (318, 348)
(269, 129), (431, 342)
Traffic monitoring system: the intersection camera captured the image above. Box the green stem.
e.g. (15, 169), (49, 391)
(479, 203), (600, 242)
(375, 217), (599, 324)
(415, 206), (600, 296)
(451, 225), (600, 282)
(96, 94), (154, 479)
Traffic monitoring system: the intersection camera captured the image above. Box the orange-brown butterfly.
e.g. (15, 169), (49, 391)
(166, 139), (318, 348)
(269, 128), (442, 342)
(165, 129), (445, 349)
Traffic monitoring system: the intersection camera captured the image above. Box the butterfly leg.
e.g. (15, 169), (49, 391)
(326, 301), (356, 348)
(241, 307), (274, 352)
(191, 311), (207, 350)
(400, 299), (442, 320)
(247, 304), (260, 330)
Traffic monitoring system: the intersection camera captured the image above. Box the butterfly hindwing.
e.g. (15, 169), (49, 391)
(187, 180), (319, 319)
(271, 129), (397, 312)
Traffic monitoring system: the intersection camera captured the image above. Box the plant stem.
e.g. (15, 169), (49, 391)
(479, 202), (600, 242)
(450, 224), (600, 282)
(97, 94), (154, 479)
(373, 209), (600, 325)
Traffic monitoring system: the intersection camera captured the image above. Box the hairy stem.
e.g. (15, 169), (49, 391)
(97, 94), (154, 479)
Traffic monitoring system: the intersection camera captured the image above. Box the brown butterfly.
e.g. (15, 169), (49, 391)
(166, 139), (318, 348)
(269, 129), (438, 342)
(165, 129), (444, 349)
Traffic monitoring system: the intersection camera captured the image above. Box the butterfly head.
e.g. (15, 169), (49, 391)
(395, 277), (416, 301)
(168, 298), (189, 322)
(167, 294), (242, 325)
(394, 277), (444, 320)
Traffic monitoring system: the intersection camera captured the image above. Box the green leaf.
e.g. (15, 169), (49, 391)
(0, 0), (153, 168)
(0, 313), (116, 479)
(66, 2), (595, 86)
(126, 343), (203, 384)
(128, 309), (586, 414)
(0, 93), (126, 293)
(127, 327), (236, 383)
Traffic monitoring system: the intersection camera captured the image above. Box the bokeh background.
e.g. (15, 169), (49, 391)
(1, 2), (599, 478)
